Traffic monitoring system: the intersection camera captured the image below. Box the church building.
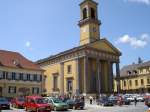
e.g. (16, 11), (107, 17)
(37, 0), (121, 96)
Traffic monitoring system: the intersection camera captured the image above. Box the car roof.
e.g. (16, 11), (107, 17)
(26, 96), (42, 99)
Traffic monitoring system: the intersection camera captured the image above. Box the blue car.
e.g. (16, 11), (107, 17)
(97, 97), (114, 106)
(0, 97), (10, 110)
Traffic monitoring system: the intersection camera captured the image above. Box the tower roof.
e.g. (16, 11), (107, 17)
(80, 0), (98, 6)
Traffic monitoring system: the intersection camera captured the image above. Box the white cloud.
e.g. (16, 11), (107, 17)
(124, 0), (150, 5)
(115, 34), (149, 48)
(25, 41), (31, 48)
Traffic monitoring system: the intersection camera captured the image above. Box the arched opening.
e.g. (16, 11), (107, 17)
(91, 8), (95, 19)
(83, 8), (87, 19)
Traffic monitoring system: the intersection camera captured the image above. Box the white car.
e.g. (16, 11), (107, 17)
(126, 96), (134, 102)
(136, 96), (144, 102)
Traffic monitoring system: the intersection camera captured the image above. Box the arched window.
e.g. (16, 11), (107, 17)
(83, 8), (87, 19)
(91, 8), (95, 19)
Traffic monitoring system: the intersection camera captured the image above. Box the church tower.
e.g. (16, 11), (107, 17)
(78, 0), (101, 46)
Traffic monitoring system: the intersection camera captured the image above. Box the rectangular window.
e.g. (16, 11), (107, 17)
(8, 86), (16, 93)
(129, 80), (132, 87)
(67, 79), (73, 92)
(37, 75), (41, 82)
(135, 80), (138, 86)
(0, 71), (3, 79)
(53, 76), (58, 91)
(15, 73), (20, 80)
(30, 74), (34, 81)
(23, 74), (27, 81)
(27, 74), (30, 81)
(34, 74), (37, 81)
(32, 87), (39, 94)
(19, 73), (23, 80)
(7, 72), (12, 80)
(141, 79), (144, 85)
(67, 65), (72, 74)
(12, 72), (16, 80)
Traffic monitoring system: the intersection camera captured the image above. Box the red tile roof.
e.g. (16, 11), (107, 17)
(0, 50), (43, 71)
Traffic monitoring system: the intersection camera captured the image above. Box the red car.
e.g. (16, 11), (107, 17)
(24, 96), (51, 112)
(11, 97), (25, 109)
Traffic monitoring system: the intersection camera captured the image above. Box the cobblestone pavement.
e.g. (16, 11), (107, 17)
(1, 102), (148, 112)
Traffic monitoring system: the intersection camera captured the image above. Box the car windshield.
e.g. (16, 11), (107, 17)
(0, 98), (7, 102)
(53, 98), (63, 103)
(36, 98), (46, 104)
(18, 97), (25, 102)
(67, 100), (74, 103)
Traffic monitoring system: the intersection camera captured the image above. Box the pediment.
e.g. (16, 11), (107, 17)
(88, 38), (121, 55)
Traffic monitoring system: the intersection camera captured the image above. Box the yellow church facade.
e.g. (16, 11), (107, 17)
(37, 0), (121, 96)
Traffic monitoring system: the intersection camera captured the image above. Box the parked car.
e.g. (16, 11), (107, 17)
(44, 97), (68, 111)
(109, 96), (118, 105)
(24, 96), (51, 112)
(11, 97), (25, 109)
(137, 95), (145, 102)
(65, 99), (84, 110)
(0, 97), (10, 110)
(97, 97), (114, 106)
(126, 96), (134, 102)
(123, 97), (131, 105)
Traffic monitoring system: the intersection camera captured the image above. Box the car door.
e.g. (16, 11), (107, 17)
(49, 99), (54, 109)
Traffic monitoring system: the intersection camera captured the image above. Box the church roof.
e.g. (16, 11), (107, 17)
(120, 61), (150, 78)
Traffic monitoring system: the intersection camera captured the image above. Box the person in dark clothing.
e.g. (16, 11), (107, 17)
(134, 97), (137, 106)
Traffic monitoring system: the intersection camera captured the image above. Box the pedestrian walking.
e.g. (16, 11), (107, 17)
(134, 97), (137, 106)
(89, 96), (93, 104)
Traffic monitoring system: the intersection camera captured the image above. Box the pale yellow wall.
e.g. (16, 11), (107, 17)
(0, 66), (43, 97)
(0, 81), (41, 97)
(119, 76), (149, 91)
(42, 63), (60, 94)
(42, 59), (79, 95)
(64, 60), (77, 94)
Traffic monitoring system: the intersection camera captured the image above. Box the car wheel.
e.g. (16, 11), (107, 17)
(25, 107), (28, 111)
(54, 106), (57, 111)
(36, 108), (39, 112)
(80, 107), (84, 110)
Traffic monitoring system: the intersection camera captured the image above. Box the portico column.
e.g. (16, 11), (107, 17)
(116, 62), (120, 94)
(108, 61), (113, 93)
(75, 58), (80, 95)
(83, 56), (88, 94)
(60, 62), (64, 95)
(97, 59), (101, 95)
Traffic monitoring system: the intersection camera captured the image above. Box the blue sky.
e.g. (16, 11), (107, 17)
(0, 0), (150, 68)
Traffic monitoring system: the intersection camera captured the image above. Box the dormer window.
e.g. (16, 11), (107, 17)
(127, 71), (131, 75)
(13, 59), (19, 66)
(133, 70), (137, 75)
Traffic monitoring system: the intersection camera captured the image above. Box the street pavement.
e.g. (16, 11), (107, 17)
(1, 102), (148, 112)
